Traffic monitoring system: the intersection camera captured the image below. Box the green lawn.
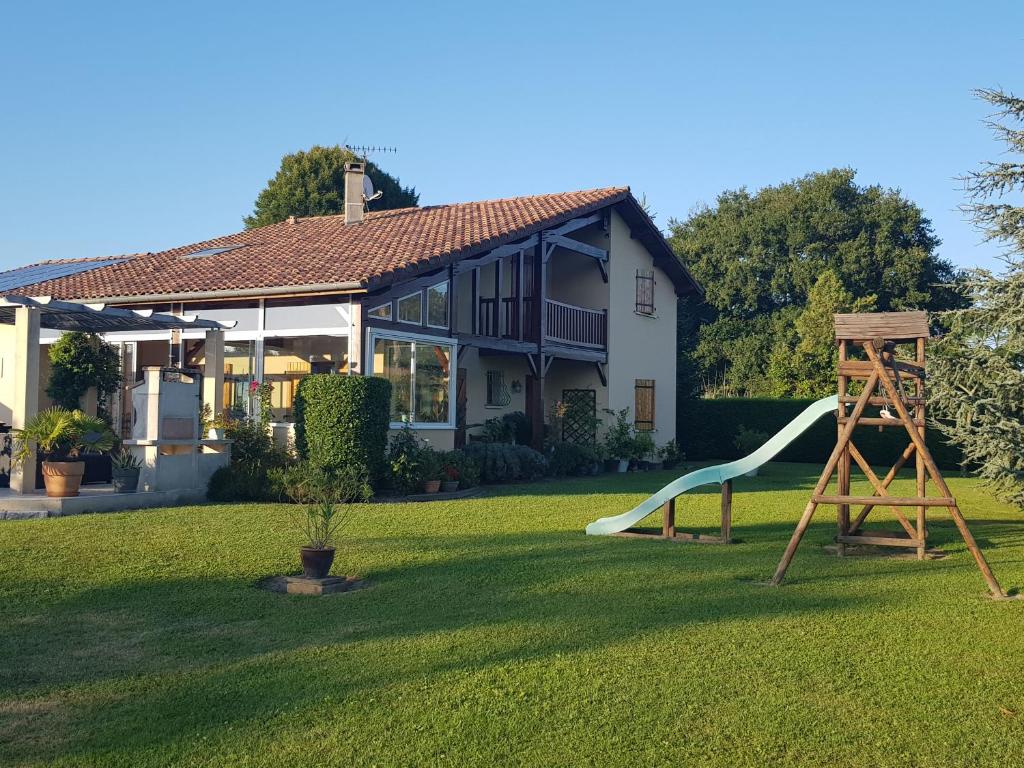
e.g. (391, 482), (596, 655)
(1, 463), (1022, 767)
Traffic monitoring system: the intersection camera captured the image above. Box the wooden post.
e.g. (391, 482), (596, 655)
(837, 339), (849, 557)
(470, 268), (479, 335)
(915, 335), (927, 560)
(662, 497), (676, 539)
(721, 480), (733, 544)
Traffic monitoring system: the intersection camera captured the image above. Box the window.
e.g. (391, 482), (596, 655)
(368, 303), (392, 321)
(486, 370), (510, 407)
(635, 269), (655, 315)
(372, 334), (453, 425)
(397, 292), (423, 324)
(427, 282), (449, 328)
(223, 341), (257, 418)
(634, 379), (655, 432)
(262, 336), (348, 422)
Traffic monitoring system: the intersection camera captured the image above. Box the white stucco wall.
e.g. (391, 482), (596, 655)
(605, 209), (678, 445)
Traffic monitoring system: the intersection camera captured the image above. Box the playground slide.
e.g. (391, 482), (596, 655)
(585, 394), (839, 536)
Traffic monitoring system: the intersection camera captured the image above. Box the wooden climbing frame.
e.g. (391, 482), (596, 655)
(613, 479), (734, 544)
(770, 311), (1005, 597)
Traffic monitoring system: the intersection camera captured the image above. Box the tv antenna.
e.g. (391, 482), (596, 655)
(344, 144), (398, 160)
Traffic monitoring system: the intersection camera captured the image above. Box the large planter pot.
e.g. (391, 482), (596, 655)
(300, 546), (336, 579)
(41, 461), (85, 498)
(111, 467), (140, 493)
(616, 459), (629, 473)
(423, 479), (441, 494)
(441, 480), (459, 493)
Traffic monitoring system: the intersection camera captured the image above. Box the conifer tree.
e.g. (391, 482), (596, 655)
(930, 89), (1024, 507)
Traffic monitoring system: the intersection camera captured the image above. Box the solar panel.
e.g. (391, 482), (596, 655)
(180, 245), (244, 259)
(0, 259), (124, 293)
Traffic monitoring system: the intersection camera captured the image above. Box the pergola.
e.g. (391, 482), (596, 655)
(0, 295), (235, 494)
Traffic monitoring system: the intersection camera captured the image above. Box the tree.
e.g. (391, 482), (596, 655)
(47, 332), (121, 416)
(930, 88), (1024, 507)
(669, 168), (963, 396)
(767, 270), (876, 397)
(245, 145), (418, 229)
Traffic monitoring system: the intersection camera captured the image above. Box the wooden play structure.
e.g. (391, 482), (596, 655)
(770, 311), (1006, 597)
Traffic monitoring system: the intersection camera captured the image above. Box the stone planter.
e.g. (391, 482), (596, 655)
(300, 546), (336, 579)
(441, 480), (459, 493)
(41, 461), (85, 498)
(616, 459), (629, 473)
(111, 466), (140, 493)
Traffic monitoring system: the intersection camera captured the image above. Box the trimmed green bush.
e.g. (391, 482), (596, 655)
(294, 375), (391, 483)
(678, 398), (964, 470)
(463, 443), (547, 483)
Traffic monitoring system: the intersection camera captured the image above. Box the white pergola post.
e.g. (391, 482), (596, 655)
(10, 306), (40, 494)
(202, 329), (225, 424)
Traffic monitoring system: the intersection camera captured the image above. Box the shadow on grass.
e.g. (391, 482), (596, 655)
(0, 524), (896, 764)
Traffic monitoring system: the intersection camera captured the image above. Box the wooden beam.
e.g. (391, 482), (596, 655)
(662, 498), (675, 538)
(846, 442), (918, 538)
(453, 236), (539, 274)
(836, 534), (924, 548)
(813, 495), (955, 507)
(549, 213), (602, 237)
(849, 443), (916, 533)
(542, 232), (608, 261)
(470, 268), (479, 335)
(721, 480), (733, 544)
(595, 362), (607, 387)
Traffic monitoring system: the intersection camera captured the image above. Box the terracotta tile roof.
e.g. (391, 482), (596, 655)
(13, 187), (633, 301)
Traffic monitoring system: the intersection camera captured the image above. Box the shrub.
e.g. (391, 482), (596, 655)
(632, 431), (657, 462)
(207, 404), (290, 503)
(274, 461), (373, 507)
(659, 440), (684, 468)
(439, 450), (481, 488)
(476, 411), (532, 445)
(463, 442), (547, 483)
(46, 331), (121, 414)
(602, 408), (634, 460)
(294, 375), (391, 483)
(547, 442), (596, 477)
(734, 425), (770, 455)
(386, 421), (436, 494)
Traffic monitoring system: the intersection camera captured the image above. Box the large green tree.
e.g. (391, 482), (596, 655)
(245, 145), (418, 229)
(930, 89), (1024, 507)
(669, 168), (963, 397)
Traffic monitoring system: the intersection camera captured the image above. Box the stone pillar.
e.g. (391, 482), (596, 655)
(11, 306), (40, 494)
(202, 330), (225, 423)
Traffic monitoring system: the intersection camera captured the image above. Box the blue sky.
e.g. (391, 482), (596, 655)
(1, 0), (1020, 272)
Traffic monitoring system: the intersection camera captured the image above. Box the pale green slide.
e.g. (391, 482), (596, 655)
(585, 395), (839, 536)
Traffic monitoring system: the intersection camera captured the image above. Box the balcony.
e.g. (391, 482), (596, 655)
(474, 297), (606, 351)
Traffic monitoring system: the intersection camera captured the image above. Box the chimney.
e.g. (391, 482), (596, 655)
(344, 161), (365, 225)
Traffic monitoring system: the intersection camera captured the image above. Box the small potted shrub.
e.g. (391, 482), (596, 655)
(659, 440), (684, 470)
(281, 462), (372, 579)
(419, 449), (442, 493)
(603, 408), (633, 473)
(110, 447), (142, 493)
(441, 464), (460, 493)
(633, 431), (657, 470)
(200, 403), (230, 440)
(12, 408), (116, 497)
(734, 425), (770, 476)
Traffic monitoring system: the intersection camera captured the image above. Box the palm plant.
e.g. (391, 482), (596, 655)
(12, 408), (116, 464)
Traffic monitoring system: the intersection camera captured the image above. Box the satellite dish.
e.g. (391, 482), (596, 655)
(363, 175), (383, 203)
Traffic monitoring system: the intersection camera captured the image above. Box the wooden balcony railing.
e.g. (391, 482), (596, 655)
(475, 297), (605, 350)
(545, 299), (606, 349)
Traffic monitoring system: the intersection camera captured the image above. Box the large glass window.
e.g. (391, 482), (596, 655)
(427, 282), (448, 328)
(397, 292), (422, 324)
(262, 336), (348, 422)
(224, 341), (257, 418)
(372, 335), (452, 425)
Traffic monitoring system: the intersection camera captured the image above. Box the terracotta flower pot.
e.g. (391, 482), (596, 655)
(300, 546), (336, 579)
(41, 461), (85, 498)
(423, 479), (441, 493)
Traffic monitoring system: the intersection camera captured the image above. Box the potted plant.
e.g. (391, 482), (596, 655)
(12, 408), (116, 497)
(200, 403), (229, 440)
(734, 425), (770, 477)
(602, 408), (634, 473)
(659, 440), (684, 471)
(419, 449), (442, 493)
(633, 431), (657, 470)
(441, 464), (460, 493)
(281, 463), (370, 579)
(110, 447), (142, 493)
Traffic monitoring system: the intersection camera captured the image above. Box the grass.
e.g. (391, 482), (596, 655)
(1, 462), (1022, 767)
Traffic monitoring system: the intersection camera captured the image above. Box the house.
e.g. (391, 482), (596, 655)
(0, 164), (702, 452)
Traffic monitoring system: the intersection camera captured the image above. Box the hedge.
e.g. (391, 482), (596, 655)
(678, 398), (964, 471)
(294, 375), (392, 483)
